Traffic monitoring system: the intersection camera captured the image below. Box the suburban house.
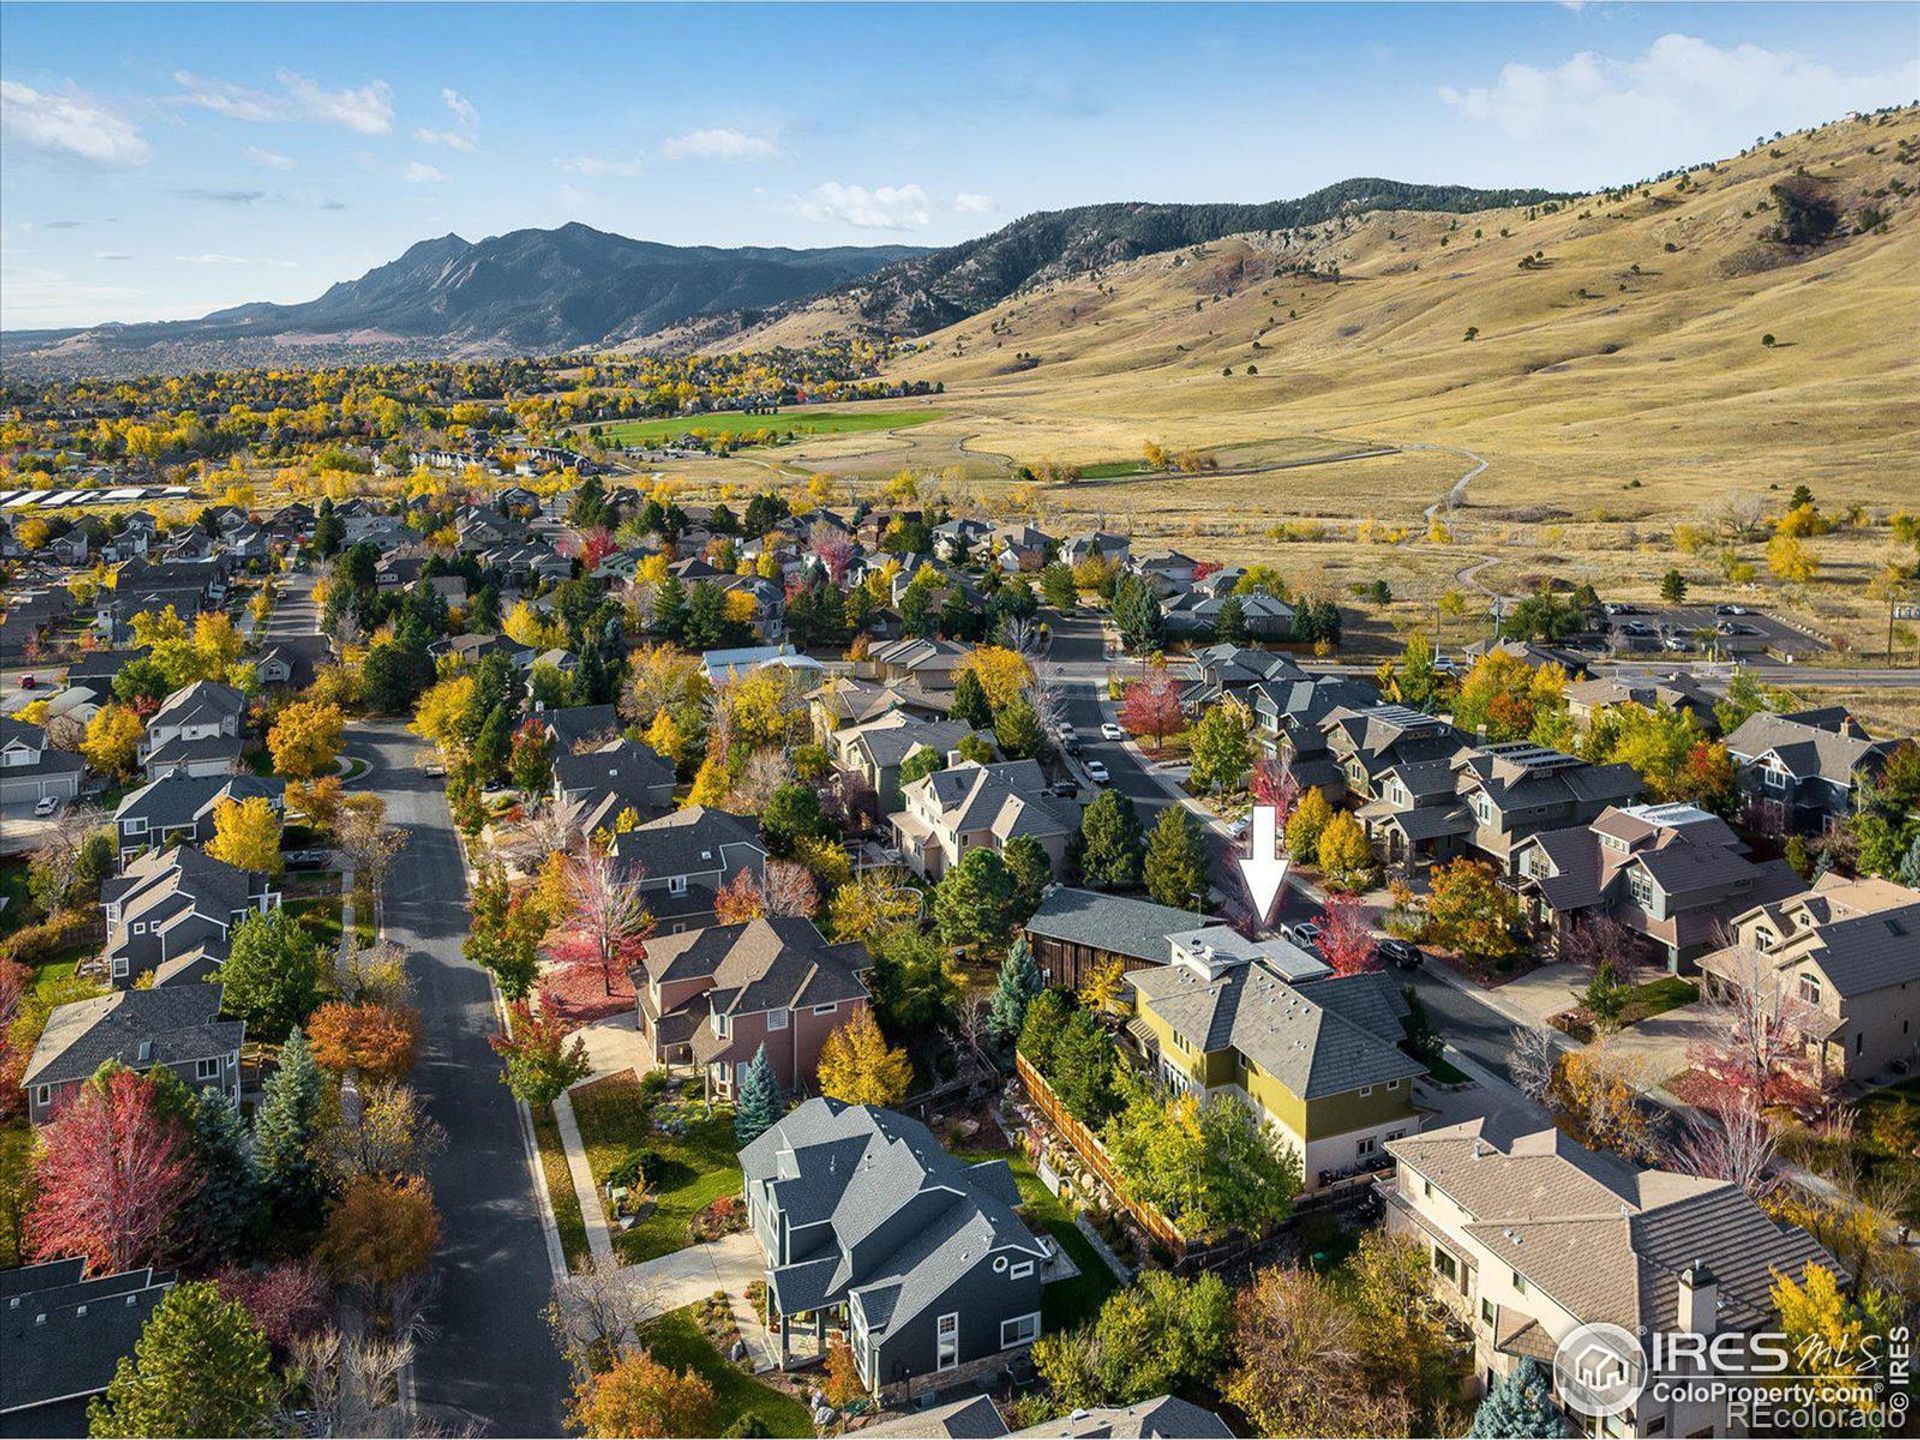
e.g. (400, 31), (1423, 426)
(1, 1258), (176, 1425)
(1023, 886), (1215, 992)
(1563, 673), (1720, 735)
(139, 680), (246, 781)
(253, 637), (326, 690)
(1251, 671), (1380, 793)
(1061, 532), (1130, 568)
(893, 760), (1081, 882)
(1359, 742), (1642, 879)
(608, 805), (768, 932)
(0, 716), (85, 807)
(1698, 875), (1920, 1080)
(1129, 947), (1422, 1188)
(21, 986), (244, 1123)
(536, 702), (621, 753)
(863, 1393), (1232, 1439)
(634, 916), (871, 1098)
(112, 773), (284, 865)
(1723, 706), (1898, 837)
(810, 678), (952, 735)
(101, 845), (278, 987)
(554, 738), (677, 834)
(1384, 1117), (1839, 1433)
(1319, 704), (1469, 807)
(741, 1099), (1061, 1396)
(1162, 589), (1295, 641)
(1511, 802), (1804, 972)
(830, 711), (983, 815)
(866, 636), (972, 694)
(988, 523), (1055, 572)
(1179, 644), (1309, 712)
(435, 632), (536, 670)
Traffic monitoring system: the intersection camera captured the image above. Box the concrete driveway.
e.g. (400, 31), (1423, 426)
(1603, 999), (1722, 1087)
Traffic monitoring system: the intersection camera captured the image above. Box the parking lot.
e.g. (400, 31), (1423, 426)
(1601, 602), (1826, 659)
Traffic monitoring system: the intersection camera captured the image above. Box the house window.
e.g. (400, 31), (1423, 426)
(1009, 1260), (1035, 1280)
(936, 1313), (959, 1370)
(668, 875), (688, 896)
(1481, 1298), (1495, 1327)
(1765, 766), (1789, 790)
(1432, 1248), (1459, 1283)
(1357, 1136), (1378, 1158)
(112, 959), (130, 979)
(813, 1003), (837, 1016)
(1473, 794), (1492, 824)
(1359, 1085), (1373, 1098)
(1798, 974), (1822, 1006)
(767, 1009), (789, 1031)
(1512, 1270), (1528, 1295)
(195, 1057), (220, 1081)
(1755, 928), (1777, 952)
(1423, 1178), (1433, 1199)
(1387, 1079), (1400, 1090)
(713, 1012), (729, 1038)
(1000, 1313), (1040, 1349)
(132, 922), (147, 935)
(1628, 871), (1654, 908)
(34, 1085), (49, 1109)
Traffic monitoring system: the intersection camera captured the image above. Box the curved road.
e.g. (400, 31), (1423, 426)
(347, 720), (567, 1437)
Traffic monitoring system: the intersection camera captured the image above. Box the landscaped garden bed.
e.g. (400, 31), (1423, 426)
(571, 1072), (744, 1264)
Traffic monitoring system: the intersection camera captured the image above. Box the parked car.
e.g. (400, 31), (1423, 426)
(1663, 635), (1691, 652)
(1100, 722), (1125, 742)
(1378, 938), (1424, 969)
(1057, 723), (1077, 741)
(1225, 816), (1251, 841)
(1063, 737), (1084, 757)
(1283, 921), (1322, 949)
(1049, 779), (1080, 799)
(283, 849), (333, 870)
(32, 795), (61, 817)
(18, 674), (35, 690)
(1714, 603), (1747, 616)
(1085, 760), (1111, 785)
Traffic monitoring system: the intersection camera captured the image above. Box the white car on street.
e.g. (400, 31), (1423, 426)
(1100, 722), (1125, 742)
(1085, 760), (1112, 785)
(33, 796), (63, 817)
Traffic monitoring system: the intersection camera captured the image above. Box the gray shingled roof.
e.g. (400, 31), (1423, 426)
(1, 1259), (176, 1414)
(24, 986), (243, 1088)
(1010, 1397), (1235, 1439)
(1025, 887), (1212, 964)
(609, 805), (765, 878)
(1724, 708), (1892, 784)
(114, 773), (283, 831)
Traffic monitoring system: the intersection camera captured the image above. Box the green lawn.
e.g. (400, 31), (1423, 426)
(644, 1306), (815, 1438)
(957, 1145), (1119, 1331)
(0, 1121), (33, 1269)
(570, 1073), (745, 1265)
(596, 408), (940, 446)
(1077, 459), (1149, 480)
(1619, 976), (1699, 1026)
(531, 1102), (591, 1273)
(0, 859), (33, 940)
(286, 890), (344, 949)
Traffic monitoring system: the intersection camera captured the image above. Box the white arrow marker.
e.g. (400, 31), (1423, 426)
(1236, 803), (1289, 926)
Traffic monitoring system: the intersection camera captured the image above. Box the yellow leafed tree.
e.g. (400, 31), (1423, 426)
(817, 1010), (912, 1107)
(81, 704), (145, 780)
(268, 700), (347, 779)
(207, 795), (284, 875)
(956, 645), (1035, 710)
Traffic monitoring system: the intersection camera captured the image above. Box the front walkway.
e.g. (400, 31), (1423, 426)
(554, 1230), (778, 1370)
(553, 1089), (617, 1267)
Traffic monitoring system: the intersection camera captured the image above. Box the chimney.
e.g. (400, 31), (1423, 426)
(1677, 1260), (1717, 1336)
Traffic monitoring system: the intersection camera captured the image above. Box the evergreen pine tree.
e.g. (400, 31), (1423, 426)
(1143, 805), (1209, 909)
(1900, 832), (1920, 888)
(1468, 1359), (1570, 1438)
(652, 575), (688, 642)
(187, 1086), (257, 1267)
(254, 1027), (327, 1236)
(987, 938), (1045, 1049)
(734, 1045), (785, 1147)
(950, 669), (993, 730)
(1079, 790), (1146, 890)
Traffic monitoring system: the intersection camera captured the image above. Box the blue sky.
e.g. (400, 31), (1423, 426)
(3, 2), (1915, 329)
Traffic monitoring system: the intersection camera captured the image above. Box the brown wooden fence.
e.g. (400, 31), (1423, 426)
(1014, 1053), (1187, 1253)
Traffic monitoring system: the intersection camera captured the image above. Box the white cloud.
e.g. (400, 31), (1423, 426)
(172, 68), (393, 134)
(95, 251), (133, 261)
(560, 155), (644, 178)
(954, 191), (997, 214)
(1, 80), (151, 166)
(245, 145), (296, 170)
(175, 252), (298, 268)
(1438, 33), (1919, 145)
(415, 87), (479, 151)
(401, 161), (446, 184)
(794, 182), (933, 231)
(659, 126), (777, 161)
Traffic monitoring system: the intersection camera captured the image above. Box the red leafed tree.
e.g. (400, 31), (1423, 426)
(1683, 937), (1823, 1110)
(1316, 893), (1379, 975)
(26, 1068), (201, 1272)
(214, 1260), (331, 1350)
(1250, 752), (1301, 825)
(1119, 669), (1186, 747)
(713, 868), (766, 926)
(547, 844), (655, 997)
(579, 529), (618, 572)
(810, 521), (856, 582)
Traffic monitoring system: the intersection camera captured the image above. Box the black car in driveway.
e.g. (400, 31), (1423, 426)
(1378, 937), (1423, 969)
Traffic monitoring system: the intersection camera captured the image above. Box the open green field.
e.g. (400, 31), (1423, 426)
(598, 408), (942, 446)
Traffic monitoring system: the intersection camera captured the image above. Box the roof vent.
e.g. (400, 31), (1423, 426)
(137, 1040), (153, 1063)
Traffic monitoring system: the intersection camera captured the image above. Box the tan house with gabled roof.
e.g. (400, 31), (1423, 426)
(891, 759), (1079, 882)
(1384, 1118), (1841, 1434)
(1699, 875), (1920, 1080)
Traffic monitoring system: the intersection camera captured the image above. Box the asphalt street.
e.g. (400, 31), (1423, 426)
(349, 719), (568, 1437)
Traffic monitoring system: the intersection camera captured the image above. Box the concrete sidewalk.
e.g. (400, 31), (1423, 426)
(553, 1090), (616, 1267)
